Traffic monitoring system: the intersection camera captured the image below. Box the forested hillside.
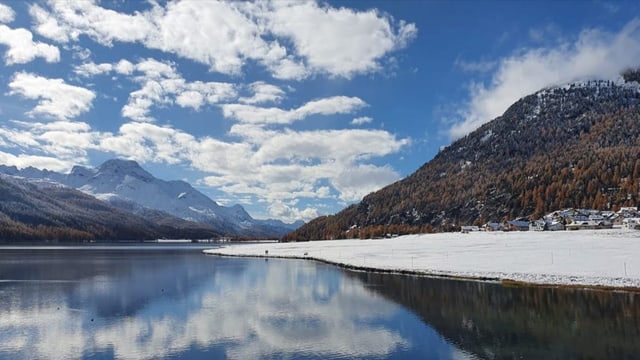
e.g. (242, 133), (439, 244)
(285, 76), (640, 240)
(0, 177), (219, 242)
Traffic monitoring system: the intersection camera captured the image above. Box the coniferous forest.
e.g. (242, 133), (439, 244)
(285, 77), (640, 241)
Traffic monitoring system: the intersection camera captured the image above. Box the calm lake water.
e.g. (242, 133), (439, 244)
(0, 246), (639, 359)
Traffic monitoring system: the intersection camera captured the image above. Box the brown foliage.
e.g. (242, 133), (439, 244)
(286, 81), (640, 240)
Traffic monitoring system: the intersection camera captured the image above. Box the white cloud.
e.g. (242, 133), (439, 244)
(0, 125), (40, 148)
(146, 0), (277, 76)
(351, 116), (373, 125)
(448, 18), (640, 138)
(32, 0), (154, 45)
(0, 120), (101, 164)
(32, 0), (416, 79)
(222, 96), (366, 124)
(0, 3), (15, 23)
(197, 126), (409, 210)
(74, 61), (114, 77)
(0, 24), (59, 64)
(114, 59), (135, 75)
(175, 91), (204, 110)
(262, 1), (417, 78)
(99, 122), (197, 164)
(0, 151), (76, 172)
(268, 200), (319, 223)
(76, 59), (237, 121)
(29, 4), (69, 42)
(252, 129), (408, 165)
(239, 82), (286, 105)
(8, 72), (95, 120)
(331, 164), (400, 201)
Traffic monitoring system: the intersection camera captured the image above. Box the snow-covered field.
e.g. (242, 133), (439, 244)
(203, 228), (640, 290)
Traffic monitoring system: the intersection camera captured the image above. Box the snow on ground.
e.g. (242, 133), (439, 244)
(203, 228), (640, 289)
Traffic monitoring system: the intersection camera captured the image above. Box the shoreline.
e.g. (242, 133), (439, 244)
(203, 251), (640, 293)
(203, 229), (640, 293)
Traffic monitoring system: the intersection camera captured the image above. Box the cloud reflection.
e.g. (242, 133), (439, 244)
(0, 255), (409, 359)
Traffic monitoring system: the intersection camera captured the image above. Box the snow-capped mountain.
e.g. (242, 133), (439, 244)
(0, 159), (302, 238)
(0, 174), (219, 242)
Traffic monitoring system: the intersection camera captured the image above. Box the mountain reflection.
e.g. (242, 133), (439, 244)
(0, 249), (420, 360)
(350, 271), (640, 359)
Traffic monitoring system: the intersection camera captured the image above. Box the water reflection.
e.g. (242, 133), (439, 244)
(7, 249), (632, 360)
(351, 271), (640, 359)
(0, 249), (462, 359)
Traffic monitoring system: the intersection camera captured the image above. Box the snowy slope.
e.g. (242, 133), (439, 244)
(0, 160), (301, 237)
(67, 160), (225, 222)
(205, 229), (640, 289)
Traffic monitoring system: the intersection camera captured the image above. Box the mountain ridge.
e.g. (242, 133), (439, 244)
(0, 174), (219, 242)
(0, 159), (302, 238)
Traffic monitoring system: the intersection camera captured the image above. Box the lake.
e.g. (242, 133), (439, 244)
(0, 246), (638, 359)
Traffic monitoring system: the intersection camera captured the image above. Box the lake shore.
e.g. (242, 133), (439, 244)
(203, 228), (640, 291)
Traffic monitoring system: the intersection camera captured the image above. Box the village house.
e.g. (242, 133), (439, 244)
(463, 206), (640, 233)
(506, 219), (530, 231)
(622, 218), (640, 230)
(482, 222), (503, 231)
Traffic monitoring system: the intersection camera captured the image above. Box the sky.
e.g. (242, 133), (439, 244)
(1, 0), (640, 223)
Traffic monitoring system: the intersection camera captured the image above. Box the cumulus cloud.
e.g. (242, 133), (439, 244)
(146, 0), (277, 76)
(262, 1), (417, 78)
(252, 129), (408, 165)
(0, 18), (59, 64)
(238, 82), (286, 105)
(351, 116), (373, 125)
(0, 151), (76, 172)
(31, 0), (153, 45)
(29, 4), (69, 42)
(8, 72), (95, 120)
(448, 18), (640, 138)
(331, 164), (401, 202)
(268, 200), (319, 223)
(222, 96), (367, 124)
(31, 0), (415, 79)
(76, 59), (236, 121)
(0, 3), (15, 23)
(0, 119), (103, 171)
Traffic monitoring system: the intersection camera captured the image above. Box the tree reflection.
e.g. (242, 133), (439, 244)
(351, 271), (640, 359)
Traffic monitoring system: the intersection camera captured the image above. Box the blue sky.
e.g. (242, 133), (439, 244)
(1, 0), (639, 223)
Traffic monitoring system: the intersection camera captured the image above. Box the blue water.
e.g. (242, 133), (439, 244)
(0, 246), (638, 359)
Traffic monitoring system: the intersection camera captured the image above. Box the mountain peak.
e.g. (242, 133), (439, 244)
(98, 159), (153, 181)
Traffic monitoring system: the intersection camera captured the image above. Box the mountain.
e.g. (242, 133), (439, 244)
(0, 175), (219, 242)
(0, 159), (301, 238)
(285, 75), (640, 240)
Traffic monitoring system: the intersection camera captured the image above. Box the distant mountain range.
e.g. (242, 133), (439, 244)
(285, 71), (640, 240)
(0, 159), (302, 242)
(0, 175), (219, 242)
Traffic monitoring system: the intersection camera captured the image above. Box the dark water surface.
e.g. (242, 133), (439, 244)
(0, 246), (638, 359)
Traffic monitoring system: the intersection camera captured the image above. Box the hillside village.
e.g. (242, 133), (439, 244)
(462, 207), (640, 232)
